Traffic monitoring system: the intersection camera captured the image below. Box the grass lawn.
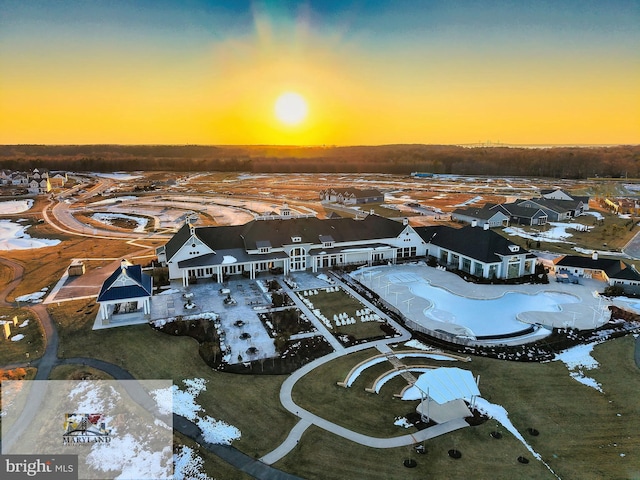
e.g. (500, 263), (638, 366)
(49, 298), (296, 458)
(276, 423), (551, 480)
(174, 432), (254, 480)
(49, 365), (114, 380)
(501, 210), (638, 256)
(303, 289), (388, 340)
(288, 337), (640, 479)
(0, 307), (44, 364)
(292, 348), (419, 437)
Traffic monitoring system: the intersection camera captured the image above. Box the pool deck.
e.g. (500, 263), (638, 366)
(354, 263), (611, 337)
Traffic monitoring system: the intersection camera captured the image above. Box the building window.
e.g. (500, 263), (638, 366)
(461, 258), (471, 273)
(290, 247), (306, 271)
(291, 236), (302, 243)
(474, 262), (483, 277)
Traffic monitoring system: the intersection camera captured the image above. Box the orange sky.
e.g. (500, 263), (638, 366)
(0, 1), (638, 145)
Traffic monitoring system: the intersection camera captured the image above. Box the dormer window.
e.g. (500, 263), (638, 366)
(291, 236), (302, 243)
(508, 245), (520, 253)
(256, 240), (272, 253)
(319, 234), (334, 248)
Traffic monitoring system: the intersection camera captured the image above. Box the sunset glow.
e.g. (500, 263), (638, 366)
(0, 1), (638, 145)
(275, 92), (308, 126)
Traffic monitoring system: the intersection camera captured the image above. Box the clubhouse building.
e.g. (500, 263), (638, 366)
(156, 211), (537, 286)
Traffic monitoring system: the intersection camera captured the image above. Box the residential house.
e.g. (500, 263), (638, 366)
(490, 203), (548, 226)
(319, 187), (384, 205)
(517, 198), (584, 221)
(554, 253), (640, 294)
(451, 206), (510, 228)
(541, 188), (590, 211)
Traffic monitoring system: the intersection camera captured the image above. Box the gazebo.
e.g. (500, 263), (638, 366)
(97, 260), (153, 326)
(402, 367), (480, 423)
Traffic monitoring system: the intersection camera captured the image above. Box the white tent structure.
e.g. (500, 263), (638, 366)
(402, 367), (480, 422)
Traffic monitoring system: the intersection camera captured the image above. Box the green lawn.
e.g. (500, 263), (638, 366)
(44, 291), (640, 479)
(288, 337), (640, 479)
(48, 298), (297, 458)
(302, 289), (388, 340)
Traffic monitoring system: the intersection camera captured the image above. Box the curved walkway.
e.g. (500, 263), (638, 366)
(261, 275), (471, 465)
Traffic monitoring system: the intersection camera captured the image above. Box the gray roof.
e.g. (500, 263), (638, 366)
(178, 248), (288, 268)
(452, 207), (505, 221)
(555, 255), (640, 280)
(418, 225), (531, 263)
(492, 203), (547, 219)
(167, 215), (406, 262)
(518, 198), (582, 213)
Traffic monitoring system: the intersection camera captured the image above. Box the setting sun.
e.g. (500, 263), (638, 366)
(274, 92), (308, 126)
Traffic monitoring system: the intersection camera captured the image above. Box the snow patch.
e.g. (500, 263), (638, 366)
(10, 334), (24, 342)
(0, 220), (61, 250)
(394, 416), (412, 429)
(171, 379), (241, 445)
(173, 446), (211, 480)
(15, 290), (48, 303)
(554, 342), (603, 392)
(0, 199), (33, 214)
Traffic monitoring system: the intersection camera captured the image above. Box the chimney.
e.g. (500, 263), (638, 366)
(592, 251), (598, 261)
(483, 223), (489, 230)
(403, 218), (409, 226)
(471, 219), (477, 228)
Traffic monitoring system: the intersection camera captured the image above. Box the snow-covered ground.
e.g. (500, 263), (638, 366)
(88, 196), (138, 206)
(0, 199), (33, 214)
(15, 288), (48, 303)
(553, 342), (603, 392)
(174, 446), (211, 480)
(504, 222), (591, 244)
(0, 220), (60, 250)
(153, 378), (241, 446)
(91, 212), (148, 233)
(582, 211), (604, 220)
(94, 172), (143, 181)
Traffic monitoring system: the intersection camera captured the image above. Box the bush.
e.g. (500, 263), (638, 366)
(604, 285), (625, 297)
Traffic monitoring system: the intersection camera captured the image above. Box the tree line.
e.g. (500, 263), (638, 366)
(0, 144), (638, 179)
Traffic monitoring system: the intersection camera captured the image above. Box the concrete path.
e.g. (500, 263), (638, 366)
(279, 280), (345, 351)
(261, 275), (451, 465)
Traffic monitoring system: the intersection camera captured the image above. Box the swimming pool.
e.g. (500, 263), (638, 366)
(387, 272), (579, 338)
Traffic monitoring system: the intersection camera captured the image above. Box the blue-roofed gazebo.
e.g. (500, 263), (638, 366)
(97, 260), (153, 326)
